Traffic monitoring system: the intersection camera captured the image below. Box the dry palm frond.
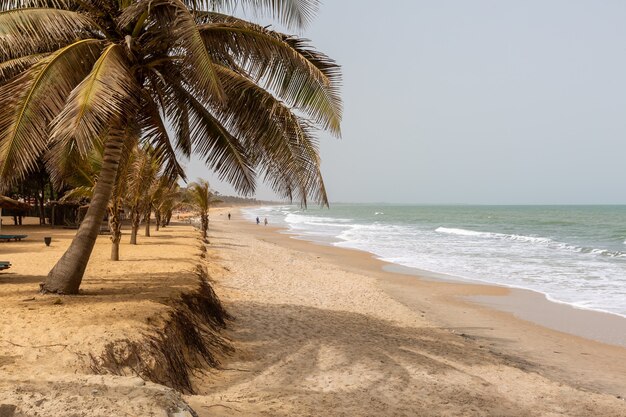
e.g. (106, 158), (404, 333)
(0, 1), (77, 11)
(166, 79), (256, 195)
(186, 0), (320, 30)
(199, 17), (341, 134)
(0, 39), (103, 190)
(139, 91), (188, 181)
(0, 53), (49, 83)
(0, 8), (100, 60)
(119, 0), (224, 102)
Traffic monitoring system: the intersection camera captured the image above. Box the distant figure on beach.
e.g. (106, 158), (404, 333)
(256, 217), (260, 225)
(264, 218), (268, 226)
(228, 212), (231, 220)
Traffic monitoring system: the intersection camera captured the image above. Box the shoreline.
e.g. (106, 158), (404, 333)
(242, 207), (626, 348)
(383, 263), (626, 348)
(223, 209), (626, 399)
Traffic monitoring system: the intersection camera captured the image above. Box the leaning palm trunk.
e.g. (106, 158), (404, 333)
(43, 135), (124, 294)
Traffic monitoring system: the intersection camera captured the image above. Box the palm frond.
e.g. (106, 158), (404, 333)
(49, 43), (139, 164)
(111, 123), (140, 202)
(125, 145), (163, 213)
(139, 91), (187, 181)
(145, 66), (192, 157)
(0, 8), (101, 60)
(186, 0), (320, 30)
(0, 38), (103, 190)
(59, 185), (94, 202)
(207, 64), (328, 204)
(0, 52), (49, 83)
(67, 144), (103, 187)
(165, 77), (256, 195)
(0, 0), (77, 12)
(185, 178), (212, 212)
(199, 19), (341, 134)
(119, 0), (223, 101)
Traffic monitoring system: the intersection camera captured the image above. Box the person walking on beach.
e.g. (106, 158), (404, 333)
(228, 212), (231, 220)
(256, 217), (260, 225)
(264, 217), (268, 226)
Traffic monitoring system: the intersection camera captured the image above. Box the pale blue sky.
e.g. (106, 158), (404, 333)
(185, 0), (626, 204)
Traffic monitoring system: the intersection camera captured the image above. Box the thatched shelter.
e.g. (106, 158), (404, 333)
(0, 195), (30, 211)
(0, 196), (31, 230)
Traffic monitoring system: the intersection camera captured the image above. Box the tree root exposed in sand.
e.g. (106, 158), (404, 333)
(89, 263), (233, 394)
(2, 341), (68, 349)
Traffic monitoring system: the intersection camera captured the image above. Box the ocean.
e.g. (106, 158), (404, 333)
(243, 205), (626, 318)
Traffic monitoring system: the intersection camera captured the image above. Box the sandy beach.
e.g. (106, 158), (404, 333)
(188, 210), (626, 416)
(2, 210), (626, 416)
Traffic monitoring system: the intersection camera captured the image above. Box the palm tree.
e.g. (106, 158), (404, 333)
(108, 139), (138, 260)
(124, 146), (161, 245)
(55, 138), (140, 261)
(0, 0), (342, 294)
(185, 179), (220, 240)
(152, 177), (181, 232)
(142, 169), (179, 237)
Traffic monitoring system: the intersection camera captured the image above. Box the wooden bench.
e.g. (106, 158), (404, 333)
(0, 234), (27, 242)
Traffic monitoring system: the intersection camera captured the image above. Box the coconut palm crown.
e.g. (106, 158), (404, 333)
(0, 0), (341, 294)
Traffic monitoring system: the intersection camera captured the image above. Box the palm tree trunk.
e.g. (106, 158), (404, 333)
(108, 204), (122, 261)
(130, 225), (138, 244)
(130, 209), (139, 245)
(111, 238), (120, 261)
(201, 213), (208, 239)
(43, 134), (124, 294)
(144, 208), (151, 237)
(155, 210), (161, 231)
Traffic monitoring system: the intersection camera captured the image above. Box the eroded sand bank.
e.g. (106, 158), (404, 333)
(0, 218), (205, 416)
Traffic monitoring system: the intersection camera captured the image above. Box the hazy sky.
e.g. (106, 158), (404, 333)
(185, 0), (626, 204)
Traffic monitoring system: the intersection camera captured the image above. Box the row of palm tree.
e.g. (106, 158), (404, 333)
(0, 0), (342, 294)
(60, 143), (222, 261)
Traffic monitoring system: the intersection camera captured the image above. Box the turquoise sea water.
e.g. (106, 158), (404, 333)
(244, 205), (626, 317)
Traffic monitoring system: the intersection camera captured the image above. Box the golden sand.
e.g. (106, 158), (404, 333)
(0, 217), (203, 416)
